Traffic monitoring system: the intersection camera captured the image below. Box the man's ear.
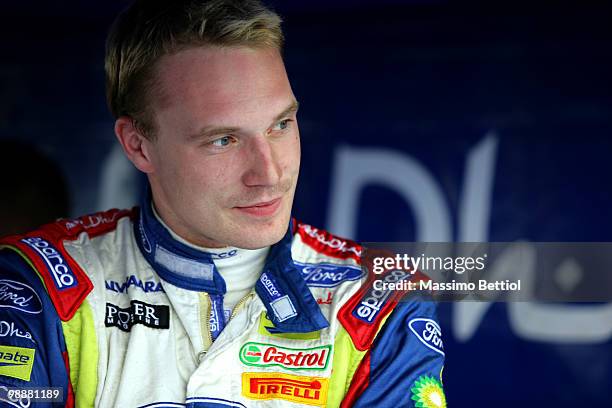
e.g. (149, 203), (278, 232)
(114, 116), (155, 173)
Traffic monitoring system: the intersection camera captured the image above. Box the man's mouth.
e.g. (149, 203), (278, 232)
(234, 197), (282, 217)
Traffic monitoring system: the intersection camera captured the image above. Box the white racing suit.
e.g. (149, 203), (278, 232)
(0, 199), (445, 407)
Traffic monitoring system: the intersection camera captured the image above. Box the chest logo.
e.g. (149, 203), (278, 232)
(105, 300), (169, 332)
(105, 275), (164, 294)
(242, 372), (329, 406)
(295, 261), (363, 287)
(240, 342), (331, 370)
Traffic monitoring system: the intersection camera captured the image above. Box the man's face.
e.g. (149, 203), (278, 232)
(144, 46), (300, 249)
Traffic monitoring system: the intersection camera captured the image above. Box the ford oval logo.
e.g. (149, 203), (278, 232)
(409, 318), (444, 356)
(0, 279), (43, 314)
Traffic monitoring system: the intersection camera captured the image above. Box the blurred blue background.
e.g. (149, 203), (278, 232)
(1, 1), (611, 406)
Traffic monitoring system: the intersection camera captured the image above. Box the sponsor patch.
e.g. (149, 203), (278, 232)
(297, 224), (362, 262)
(294, 261), (363, 287)
(0, 280), (43, 315)
(105, 275), (164, 294)
(242, 372), (329, 406)
(0, 345), (36, 381)
(20, 237), (77, 290)
(408, 318), (444, 356)
(351, 270), (409, 324)
(105, 301), (170, 332)
(239, 342), (331, 370)
(410, 375), (446, 408)
(0, 320), (35, 344)
(258, 313), (320, 340)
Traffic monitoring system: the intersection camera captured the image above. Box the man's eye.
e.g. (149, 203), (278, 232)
(211, 136), (233, 147)
(272, 119), (292, 131)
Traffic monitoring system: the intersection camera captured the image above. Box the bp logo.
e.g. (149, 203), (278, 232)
(410, 375), (446, 408)
(239, 342), (331, 370)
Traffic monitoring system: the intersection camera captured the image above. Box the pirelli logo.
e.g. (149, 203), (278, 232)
(242, 372), (329, 406)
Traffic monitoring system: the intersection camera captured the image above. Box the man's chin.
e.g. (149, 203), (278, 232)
(230, 217), (289, 249)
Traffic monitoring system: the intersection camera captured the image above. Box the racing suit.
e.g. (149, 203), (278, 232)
(0, 197), (445, 408)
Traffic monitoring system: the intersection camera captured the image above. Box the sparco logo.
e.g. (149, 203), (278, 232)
(409, 318), (445, 356)
(352, 270), (409, 323)
(0, 280), (43, 314)
(240, 342), (331, 370)
(105, 300), (169, 332)
(260, 273), (281, 298)
(21, 237), (76, 290)
(296, 262), (363, 287)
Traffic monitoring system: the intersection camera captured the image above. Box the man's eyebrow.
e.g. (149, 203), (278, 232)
(190, 100), (300, 141)
(273, 100), (300, 123)
(191, 126), (238, 140)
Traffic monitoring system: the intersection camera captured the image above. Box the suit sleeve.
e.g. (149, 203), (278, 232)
(0, 249), (71, 407)
(351, 296), (446, 408)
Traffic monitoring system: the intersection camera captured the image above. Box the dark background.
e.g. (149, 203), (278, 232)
(1, 1), (611, 406)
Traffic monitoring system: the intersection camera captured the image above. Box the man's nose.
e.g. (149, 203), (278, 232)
(241, 136), (281, 187)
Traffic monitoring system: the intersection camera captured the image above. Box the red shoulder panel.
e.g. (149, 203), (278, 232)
(337, 248), (430, 351)
(294, 221), (362, 263)
(0, 208), (135, 321)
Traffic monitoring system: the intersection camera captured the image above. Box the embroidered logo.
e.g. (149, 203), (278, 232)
(408, 318), (444, 356)
(105, 301), (170, 332)
(0, 280), (43, 314)
(239, 342), (331, 370)
(242, 372), (328, 406)
(21, 237), (77, 290)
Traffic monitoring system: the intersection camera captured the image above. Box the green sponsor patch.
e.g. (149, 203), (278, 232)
(239, 342), (332, 371)
(0, 345), (36, 381)
(410, 375), (446, 408)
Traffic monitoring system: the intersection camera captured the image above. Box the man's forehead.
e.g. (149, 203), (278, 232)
(154, 46), (288, 100)
(149, 45), (295, 132)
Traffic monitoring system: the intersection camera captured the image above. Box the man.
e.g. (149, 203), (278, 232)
(0, 1), (445, 407)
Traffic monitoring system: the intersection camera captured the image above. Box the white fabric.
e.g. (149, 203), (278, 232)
(152, 205), (268, 316)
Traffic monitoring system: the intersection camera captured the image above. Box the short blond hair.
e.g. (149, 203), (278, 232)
(105, 0), (284, 138)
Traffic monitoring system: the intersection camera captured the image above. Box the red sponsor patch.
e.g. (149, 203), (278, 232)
(295, 222), (362, 263)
